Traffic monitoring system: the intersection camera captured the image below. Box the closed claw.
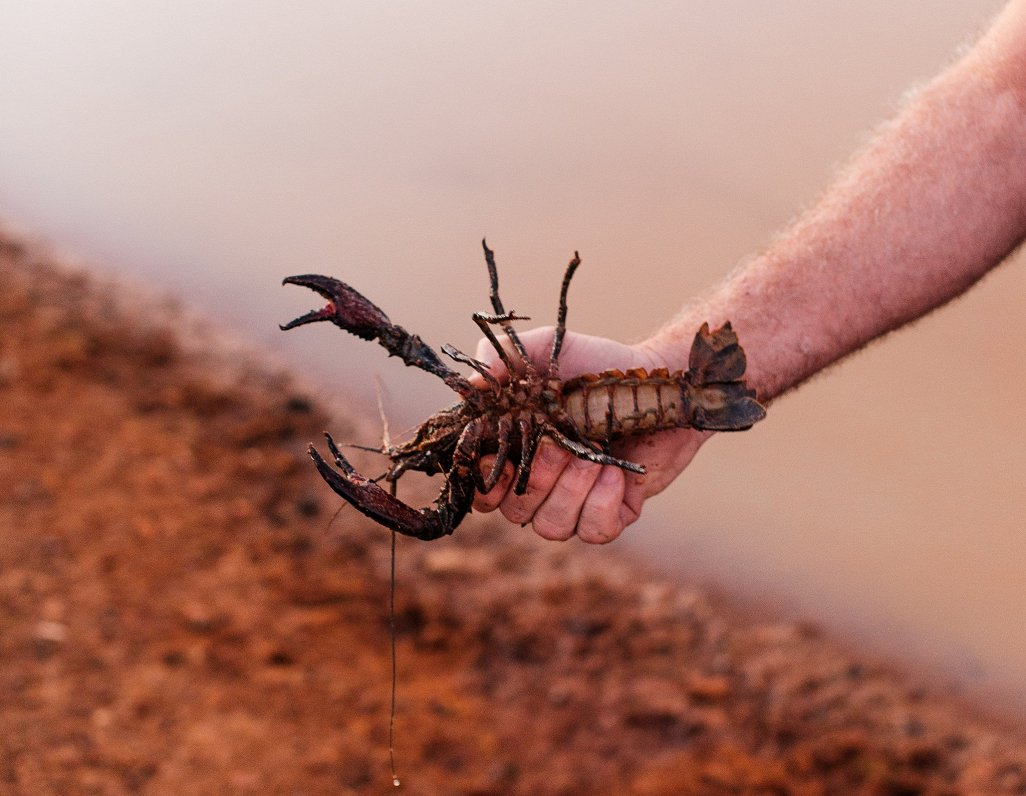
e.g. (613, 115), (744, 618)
(310, 433), (455, 541)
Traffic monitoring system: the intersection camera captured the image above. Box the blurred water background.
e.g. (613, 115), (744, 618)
(3, 1), (1025, 710)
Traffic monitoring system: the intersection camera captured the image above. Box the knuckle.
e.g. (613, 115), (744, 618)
(577, 511), (621, 544)
(552, 460), (601, 499)
(577, 521), (613, 545)
(520, 476), (550, 499)
(619, 504), (641, 527)
(536, 439), (570, 469)
(562, 457), (599, 488)
(545, 478), (578, 506)
(473, 490), (500, 512)
(532, 514), (574, 541)
(576, 507), (623, 544)
(577, 526), (616, 544)
(502, 500), (535, 525)
(589, 481), (623, 514)
(567, 455), (600, 474)
(576, 471), (626, 544)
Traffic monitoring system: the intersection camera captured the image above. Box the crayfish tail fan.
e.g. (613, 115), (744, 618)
(684, 323), (767, 431)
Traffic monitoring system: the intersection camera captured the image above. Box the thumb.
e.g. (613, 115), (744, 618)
(474, 326), (559, 383)
(474, 335), (513, 382)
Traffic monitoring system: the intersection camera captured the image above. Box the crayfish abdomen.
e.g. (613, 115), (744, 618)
(281, 241), (766, 540)
(562, 322), (764, 440)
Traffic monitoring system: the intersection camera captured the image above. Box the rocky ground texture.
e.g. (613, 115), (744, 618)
(3, 232), (1026, 794)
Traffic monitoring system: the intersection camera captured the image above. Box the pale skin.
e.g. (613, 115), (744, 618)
(472, 0), (1026, 543)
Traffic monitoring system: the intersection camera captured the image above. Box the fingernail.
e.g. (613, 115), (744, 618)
(598, 466), (620, 485)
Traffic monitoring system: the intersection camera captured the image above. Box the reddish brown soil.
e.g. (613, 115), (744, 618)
(3, 232), (1026, 794)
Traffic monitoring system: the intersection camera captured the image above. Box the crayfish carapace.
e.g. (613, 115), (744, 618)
(281, 241), (766, 540)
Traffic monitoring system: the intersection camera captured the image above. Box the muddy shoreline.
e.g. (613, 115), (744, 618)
(2, 233), (1025, 793)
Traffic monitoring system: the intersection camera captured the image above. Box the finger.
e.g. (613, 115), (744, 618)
(616, 470), (646, 530)
(498, 438), (571, 525)
(472, 457), (514, 512)
(618, 501), (642, 532)
(474, 337), (510, 382)
(575, 465), (627, 544)
(531, 455), (603, 541)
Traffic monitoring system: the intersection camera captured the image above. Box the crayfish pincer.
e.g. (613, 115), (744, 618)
(281, 241), (766, 540)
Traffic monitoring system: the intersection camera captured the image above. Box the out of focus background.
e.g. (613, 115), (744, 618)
(2, 0), (1023, 710)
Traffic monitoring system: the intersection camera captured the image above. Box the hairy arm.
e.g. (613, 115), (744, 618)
(475, 0), (1026, 542)
(653, 0), (1026, 402)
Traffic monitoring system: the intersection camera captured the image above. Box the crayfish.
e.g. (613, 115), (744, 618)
(281, 241), (766, 540)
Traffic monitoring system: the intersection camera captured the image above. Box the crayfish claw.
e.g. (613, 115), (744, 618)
(282, 274), (475, 397)
(280, 274), (392, 340)
(309, 437), (454, 541)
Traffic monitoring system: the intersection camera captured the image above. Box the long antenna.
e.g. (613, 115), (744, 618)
(389, 480), (400, 788)
(375, 375), (392, 451)
(389, 530), (399, 786)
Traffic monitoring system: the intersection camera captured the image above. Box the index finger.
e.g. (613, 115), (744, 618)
(472, 456), (514, 512)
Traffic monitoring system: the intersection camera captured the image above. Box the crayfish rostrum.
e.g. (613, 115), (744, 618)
(281, 241), (766, 540)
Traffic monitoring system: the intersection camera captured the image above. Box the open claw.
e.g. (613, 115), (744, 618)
(282, 274), (475, 397)
(310, 434), (454, 540)
(281, 274), (392, 338)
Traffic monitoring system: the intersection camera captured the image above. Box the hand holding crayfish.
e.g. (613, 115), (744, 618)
(469, 327), (716, 544)
(281, 241), (765, 542)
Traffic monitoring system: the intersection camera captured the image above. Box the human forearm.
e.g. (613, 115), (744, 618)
(647, 8), (1026, 402)
(472, 2), (1026, 542)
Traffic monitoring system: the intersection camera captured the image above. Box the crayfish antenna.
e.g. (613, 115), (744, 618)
(342, 443), (386, 454)
(374, 375), (392, 450)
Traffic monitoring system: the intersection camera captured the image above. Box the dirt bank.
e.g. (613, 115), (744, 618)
(2, 232), (1025, 794)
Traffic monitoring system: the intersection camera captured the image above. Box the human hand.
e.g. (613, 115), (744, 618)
(470, 326), (711, 543)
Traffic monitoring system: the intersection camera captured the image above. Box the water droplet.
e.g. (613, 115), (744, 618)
(393, 776), (401, 787)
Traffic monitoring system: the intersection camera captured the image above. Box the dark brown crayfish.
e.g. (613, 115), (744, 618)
(281, 241), (765, 540)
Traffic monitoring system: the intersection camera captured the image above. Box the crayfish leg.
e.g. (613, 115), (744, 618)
(544, 426), (646, 474)
(547, 251), (582, 373)
(512, 419), (540, 495)
(477, 415), (513, 494)
(472, 311), (533, 377)
(481, 240), (533, 365)
(442, 343), (501, 394)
